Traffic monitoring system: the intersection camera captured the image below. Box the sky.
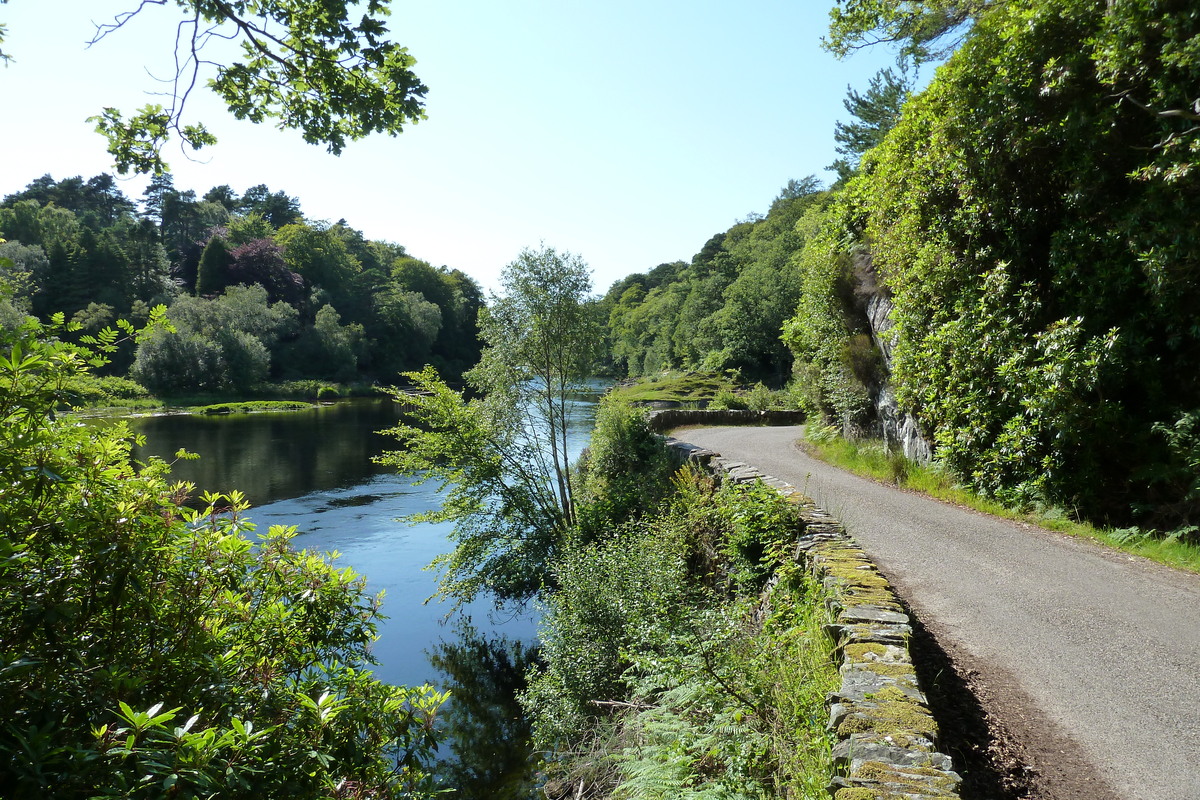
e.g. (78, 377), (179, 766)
(0, 0), (901, 294)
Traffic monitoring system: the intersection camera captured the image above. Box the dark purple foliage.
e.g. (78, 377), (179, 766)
(229, 238), (306, 307)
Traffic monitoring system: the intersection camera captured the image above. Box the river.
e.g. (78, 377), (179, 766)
(120, 386), (606, 796)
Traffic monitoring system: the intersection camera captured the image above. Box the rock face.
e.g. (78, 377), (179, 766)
(665, 436), (962, 800)
(865, 292), (933, 464)
(875, 382), (933, 464)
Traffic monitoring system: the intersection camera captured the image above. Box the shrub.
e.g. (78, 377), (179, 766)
(526, 467), (836, 798)
(709, 386), (748, 410)
(63, 374), (152, 405)
(576, 397), (675, 535)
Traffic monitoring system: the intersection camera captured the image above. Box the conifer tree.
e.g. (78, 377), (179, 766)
(195, 235), (232, 296)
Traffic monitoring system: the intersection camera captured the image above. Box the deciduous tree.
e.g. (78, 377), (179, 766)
(67, 0), (429, 174)
(378, 245), (602, 605)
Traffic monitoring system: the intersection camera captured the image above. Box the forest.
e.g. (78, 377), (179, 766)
(0, 173), (483, 398)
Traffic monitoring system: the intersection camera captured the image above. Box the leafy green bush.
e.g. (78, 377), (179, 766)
(260, 380), (346, 400)
(718, 479), (804, 591)
(526, 467), (837, 797)
(1141, 410), (1200, 533)
(709, 386), (748, 410)
(63, 373), (152, 406)
(744, 382), (792, 411)
(0, 317), (445, 798)
(577, 397), (675, 535)
(785, 0), (1200, 523)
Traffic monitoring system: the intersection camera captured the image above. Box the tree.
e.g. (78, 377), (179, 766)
(0, 240), (42, 316)
(70, 0), (429, 174)
(140, 172), (175, 228)
(239, 185), (303, 229)
(377, 245), (602, 605)
(133, 284), (299, 392)
(473, 246), (602, 527)
(228, 237), (306, 307)
(2, 174), (137, 229)
(203, 184), (239, 210)
(793, 0), (1200, 524)
(113, 217), (174, 305)
(281, 303), (366, 381)
(195, 235), (233, 296)
(226, 212), (277, 246)
(824, 0), (995, 65)
(831, 67), (913, 181)
(276, 222), (366, 322)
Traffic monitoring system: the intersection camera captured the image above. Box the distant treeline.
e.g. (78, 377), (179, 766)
(0, 173), (482, 394)
(599, 0), (1200, 531)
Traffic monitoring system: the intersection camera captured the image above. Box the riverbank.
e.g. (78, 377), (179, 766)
(67, 373), (388, 414)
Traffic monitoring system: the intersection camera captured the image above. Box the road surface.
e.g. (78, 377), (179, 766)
(674, 426), (1200, 800)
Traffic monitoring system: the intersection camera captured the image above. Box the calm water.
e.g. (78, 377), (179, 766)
(121, 388), (606, 795)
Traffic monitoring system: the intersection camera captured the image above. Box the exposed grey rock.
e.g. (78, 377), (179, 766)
(839, 605), (911, 626)
(846, 644), (909, 664)
(833, 737), (955, 772)
(840, 622), (913, 645)
(864, 291), (934, 464)
(835, 667), (926, 705)
(829, 702), (851, 730)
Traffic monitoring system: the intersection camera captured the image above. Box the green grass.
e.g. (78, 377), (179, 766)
(188, 400), (314, 415)
(607, 371), (739, 406)
(802, 429), (1200, 574)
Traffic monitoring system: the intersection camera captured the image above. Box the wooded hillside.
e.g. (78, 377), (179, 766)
(603, 0), (1200, 530)
(0, 174), (483, 394)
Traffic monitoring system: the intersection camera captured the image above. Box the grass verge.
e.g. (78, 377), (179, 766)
(802, 430), (1200, 574)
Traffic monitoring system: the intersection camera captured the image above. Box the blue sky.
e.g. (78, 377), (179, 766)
(0, 1), (900, 293)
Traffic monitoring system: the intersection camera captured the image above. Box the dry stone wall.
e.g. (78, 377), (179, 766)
(663, 432), (962, 800)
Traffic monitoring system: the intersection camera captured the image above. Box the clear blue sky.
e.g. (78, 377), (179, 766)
(0, 0), (900, 294)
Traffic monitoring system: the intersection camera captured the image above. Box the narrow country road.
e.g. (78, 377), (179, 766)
(674, 426), (1200, 800)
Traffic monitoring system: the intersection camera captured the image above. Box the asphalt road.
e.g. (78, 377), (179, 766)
(674, 425), (1200, 800)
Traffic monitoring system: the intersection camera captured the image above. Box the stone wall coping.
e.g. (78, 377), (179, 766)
(664, 436), (962, 800)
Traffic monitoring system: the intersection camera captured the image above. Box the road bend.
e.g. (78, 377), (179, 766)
(673, 425), (1200, 800)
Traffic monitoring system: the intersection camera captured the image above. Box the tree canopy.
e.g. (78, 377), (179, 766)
(783, 0), (1200, 529)
(15, 0), (428, 174)
(0, 173), (484, 393)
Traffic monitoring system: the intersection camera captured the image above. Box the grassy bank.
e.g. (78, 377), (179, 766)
(802, 427), (1200, 574)
(607, 371), (738, 405)
(188, 400), (314, 415)
(608, 370), (800, 412)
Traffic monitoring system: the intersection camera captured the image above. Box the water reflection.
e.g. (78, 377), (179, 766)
(247, 475), (541, 686)
(127, 399), (399, 507)
(429, 620), (541, 798)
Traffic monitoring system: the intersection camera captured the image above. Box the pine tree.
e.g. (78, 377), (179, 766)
(831, 67), (913, 181)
